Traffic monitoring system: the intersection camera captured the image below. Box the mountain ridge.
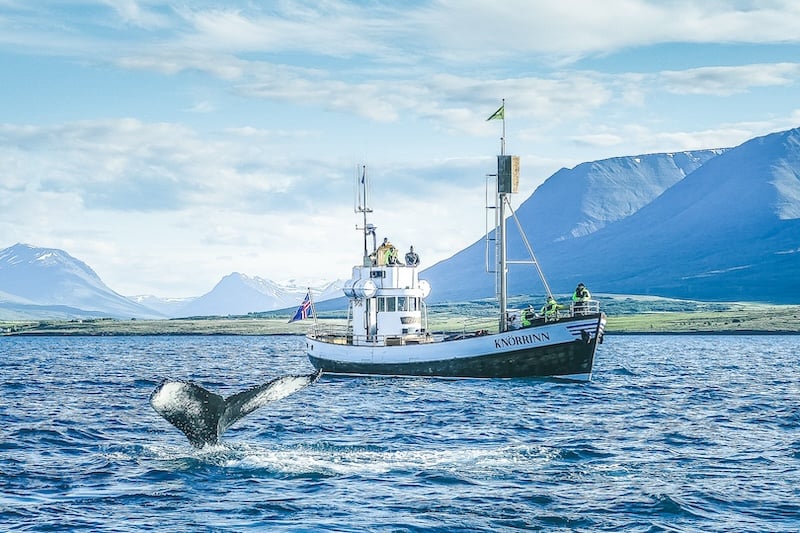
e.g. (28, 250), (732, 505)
(0, 244), (346, 320)
(0, 243), (163, 319)
(423, 127), (800, 303)
(421, 147), (728, 302)
(526, 149), (725, 244)
(550, 127), (800, 301)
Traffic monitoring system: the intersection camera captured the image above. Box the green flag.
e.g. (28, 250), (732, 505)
(486, 105), (504, 121)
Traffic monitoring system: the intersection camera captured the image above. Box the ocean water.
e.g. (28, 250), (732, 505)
(1, 334), (799, 532)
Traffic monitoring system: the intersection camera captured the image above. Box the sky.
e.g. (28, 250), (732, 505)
(1, 0), (799, 298)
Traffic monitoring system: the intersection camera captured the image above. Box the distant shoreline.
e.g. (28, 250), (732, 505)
(3, 301), (800, 337)
(606, 330), (800, 336)
(2, 318), (799, 337)
(4, 330), (799, 337)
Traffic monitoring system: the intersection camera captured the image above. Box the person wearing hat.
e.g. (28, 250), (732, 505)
(572, 283), (591, 315)
(405, 245), (420, 266)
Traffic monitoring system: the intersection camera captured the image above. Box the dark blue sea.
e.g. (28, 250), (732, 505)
(2, 334), (799, 532)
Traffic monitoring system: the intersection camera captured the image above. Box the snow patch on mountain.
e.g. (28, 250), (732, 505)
(519, 149), (725, 245)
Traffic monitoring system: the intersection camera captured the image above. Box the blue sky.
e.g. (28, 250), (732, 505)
(1, 1), (799, 297)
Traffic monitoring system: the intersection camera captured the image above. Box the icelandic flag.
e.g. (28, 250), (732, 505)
(288, 291), (314, 323)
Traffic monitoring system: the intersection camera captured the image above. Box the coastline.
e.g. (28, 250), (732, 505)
(3, 304), (800, 336)
(607, 329), (800, 335)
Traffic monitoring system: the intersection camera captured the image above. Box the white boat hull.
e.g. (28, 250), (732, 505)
(307, 313), (606, 380)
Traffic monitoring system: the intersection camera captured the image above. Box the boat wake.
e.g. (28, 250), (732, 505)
(134, 441), (561, 480)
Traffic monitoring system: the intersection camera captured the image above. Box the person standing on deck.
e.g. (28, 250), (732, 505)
(376, 238), (392, 266)
(405, 246), (420, 266)
(521, 305), (535, 327)
(572, 283), (591, 315)
(541, 296), (559, 321)
(387, 245), (399, 265)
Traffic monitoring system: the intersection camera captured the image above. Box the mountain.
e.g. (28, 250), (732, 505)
(423, 127), (800, 304)
(170, 273), (346, 318)
(174, 272), (298, 317)
(0, 243), (164, 319)
(520, 150), (725, 244)
(549, 127), (800, 301)
(0, 243), (346, 319)
(509, 148), (728, 294)
(128, 294), (196, 317)
(422, 148), (725, 301)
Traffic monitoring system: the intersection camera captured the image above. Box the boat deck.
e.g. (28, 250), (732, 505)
(309, 301), (603, 348)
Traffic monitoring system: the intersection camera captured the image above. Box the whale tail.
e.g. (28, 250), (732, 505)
(150, 369), (322, 448)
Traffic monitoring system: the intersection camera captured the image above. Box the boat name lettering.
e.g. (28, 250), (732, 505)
(494, 331), (550, 349)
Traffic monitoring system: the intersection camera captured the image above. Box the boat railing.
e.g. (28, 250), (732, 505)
(309, 323), (351, 340)
(309, 323), (442, 346)
(569, 299), (600, 316)
(507, 299), (601, 328)
(442, 317), (496, 335)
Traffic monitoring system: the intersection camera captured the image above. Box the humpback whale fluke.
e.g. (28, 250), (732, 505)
(150, 369), (322, 448)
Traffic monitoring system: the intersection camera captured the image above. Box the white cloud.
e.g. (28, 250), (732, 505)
(4, 2), (799, 131)
(406, 0), (800, 62)
(186, 100), (215, 113)
(570, 133), (625, 148)
(5, 1), (800, 66)
(236, 73), (404, 122)
(659, 63), (800, 96)
(99, 0), (171, 29)
(568, 114), (800, 156)
(178, 3), (399, 58)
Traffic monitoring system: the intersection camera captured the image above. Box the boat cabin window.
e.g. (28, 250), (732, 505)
(378, 297), (398, 312)
(398, 297), (420, 311)
(370, 270), (386, 278)
(377, 296), (420, 312)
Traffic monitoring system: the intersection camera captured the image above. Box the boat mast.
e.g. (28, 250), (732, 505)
(488, 102), (554, 330)
(497, 102), (508, 333)
(488, 99), (518, 333)
(356, 165), (375, 266)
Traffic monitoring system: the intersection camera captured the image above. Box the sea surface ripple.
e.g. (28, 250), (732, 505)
(1, 334), (799, 532)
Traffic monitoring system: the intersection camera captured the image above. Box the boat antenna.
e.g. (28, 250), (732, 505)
(355, 165), (375, 266)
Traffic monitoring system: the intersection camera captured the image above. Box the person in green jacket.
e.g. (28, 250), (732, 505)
(541, 296), (559, 321)
(521, 305), (535, 327)
(572, 283), (591, 315)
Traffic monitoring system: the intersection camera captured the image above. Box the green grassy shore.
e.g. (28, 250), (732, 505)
(2, 298), (799, 336)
